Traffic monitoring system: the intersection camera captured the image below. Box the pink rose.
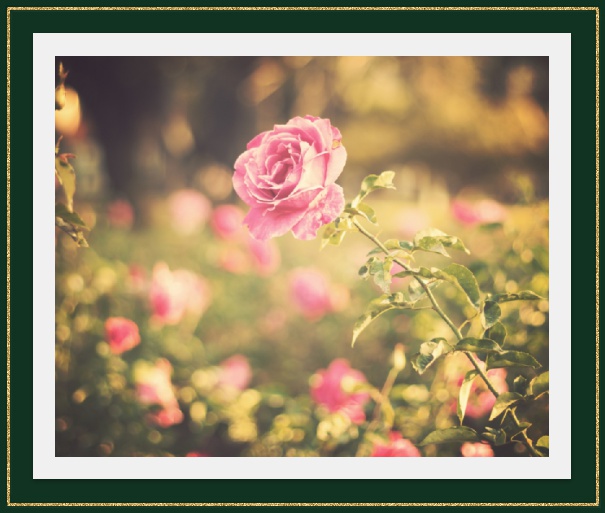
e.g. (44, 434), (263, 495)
(217, 354), (252, 391)
(233, 115), (347, 240)
(134, 358), (183, 428)
(149, 262), (212, 326)
(104, 317), (140, 354)
(289, 268), (347, 321)
(371, 432), (421, 457)
(168, 189), (211, 235)
(211, 205), (246, 240)
(450, 365), (508, 419)
(310, 359), (369, 424)
(247, 237), (280, 276)
(461, 442), (494, 457)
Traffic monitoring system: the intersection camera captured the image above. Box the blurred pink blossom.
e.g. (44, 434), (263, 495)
(371, 431), (421, 457)
(127, 264), (147, 294)
(134, 358), (183, 428)
(217, 354), (252, 392)
(289, 268), (349, 321)
(461, 442), (494, 457)
(247, 237), (281, 276)
(107, 199), (134, 229)
(186, 452), (210, 457)
(211, 204), (245, 240)
(168, 189), (211, 235)
(149, 262), (212, 326)
(398, 208), (430, 239)
(451, 198), (507, 226)
(104, 317), (140, 354)
(310, 359), (369, 424)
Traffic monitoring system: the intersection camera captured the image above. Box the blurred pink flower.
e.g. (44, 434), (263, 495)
(461, 442), (494, 457)
(186, 451), (210, 457)
(127, 264), (147, 294)
(104, 317), (140, 354)
(310, 359), (369, 424)
(289, 268), (348, 320)
(149, 262), (212, 326)
(451, 198), (507, 226)
(134, 358), (183, 428)
(211, 204), (245, 240)
(247, 237), (281, 276)
(371, 432), (421, 457)
(217, 354), (252, 391)
(107, 199), (134, 229)
(168, 189), (211, 235)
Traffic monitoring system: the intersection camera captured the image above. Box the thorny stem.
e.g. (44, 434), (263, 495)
(352, 218), (542, 456)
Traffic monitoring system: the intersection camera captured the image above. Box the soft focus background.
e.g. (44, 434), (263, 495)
(55, 56), (548, 457)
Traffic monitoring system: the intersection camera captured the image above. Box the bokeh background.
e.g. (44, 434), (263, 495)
(55, 56), (549, 457)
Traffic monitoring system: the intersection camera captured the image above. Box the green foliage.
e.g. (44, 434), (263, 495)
(487, 351), (541, 370)
(481, 427), (507, 446)
(529, 371), (549, 397)
(419, 426), (480, 446)
(489, 291), (543, 303)
(55, 203), (89, 247)
(411, 338), (453, 374)
(351, 293), (413, 347)
(455, 337), (503, 354)
(457, 370), (477, 424)
(351, 170), (396, 207)
(481, 300), (501, 329)
(484, 321), (507, 346)
(489, 392), (524, 421)
(413, 228), (470, 258)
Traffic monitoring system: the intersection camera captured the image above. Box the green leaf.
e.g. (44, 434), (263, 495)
(513, 375), (529, 395)
(419, 426), (480, 446)
(55, 203), (87, 228)
(55, 156), (76, 212)
(384, 239), (414, 252)
(345, 203), (377, 224)
(484, 322), (507, 346)
(320, 222), (347, 249)
(352, 171), (396, 206)
(371, 258), (393, 294)
(439, 264), (482, 308)
(481, 427), (507, 446)
(457, 370), (478, 424)
(529, 371), (549, 397)
(482, 301), (501, 329)
(351, 294), (412, 347)
(489, 392), (524, 421)
(490, 291), (543, 303)
(411, 339), (452, 374)
(536, 435), (549, 449)
(406, 279), (440, 303)
(413, 228), (470, 257)
(501, 410), (531, 438)
(455, 337), (503, 354)
(487, 351), (542, 370)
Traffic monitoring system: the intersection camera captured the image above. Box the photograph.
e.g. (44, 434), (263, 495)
(53, 54), (550, 459)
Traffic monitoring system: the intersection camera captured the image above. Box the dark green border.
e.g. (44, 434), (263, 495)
(6, 2), (598, 507)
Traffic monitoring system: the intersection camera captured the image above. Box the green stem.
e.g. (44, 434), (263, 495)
(352, 218), (542, 456)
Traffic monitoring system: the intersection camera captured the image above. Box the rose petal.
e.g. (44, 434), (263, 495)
(291, 184), (345, 240)
(243, 207), (306, 240)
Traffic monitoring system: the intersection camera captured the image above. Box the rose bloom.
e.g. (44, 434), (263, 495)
(371, 432), (421, 457)
(168, 189), (211, 235)
(451, 198), (507, 226)
(247, 237), (280, 276)
(310, 359), (370, 424)
(217, 354), (252, 392)
(233, 115), (347, 240)
(106, 199), (135, 229)
(461, 442), (495, 457)
(211, 204), (246, 240)
(134, 358), (183, 428)
(104, 317), (140, 354)
(289, 268), (346, 321)
(149, 262), (212, 326)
